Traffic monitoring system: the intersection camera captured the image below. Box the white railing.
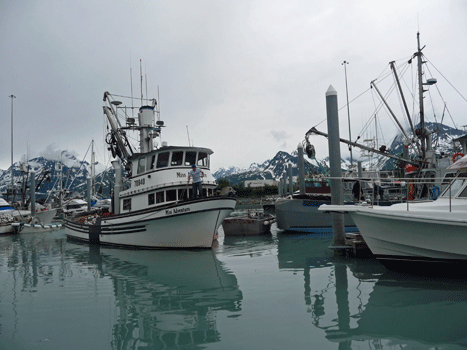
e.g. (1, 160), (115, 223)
(325, 175), (454, 211)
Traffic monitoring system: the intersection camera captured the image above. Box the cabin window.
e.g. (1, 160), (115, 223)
(123, 198), (131, 211)
(156, 191), (164, 203)
(178, 188), (188, 201)
(166, 189), (176, 201)
(197, 152), (209, 167)
(156, 152), (169, 168)
(148, 155), (156, 170)
(171, 151), (183, 166)
(148, 193), (155, 205)
(442, 178), (467, 198)
(137, 158), (146, 174)
(185, 151), (196, 166)
(458, 186), (467, 198)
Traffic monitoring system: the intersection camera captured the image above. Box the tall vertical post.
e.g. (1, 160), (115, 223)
(112, 160), (122, 214)
(9, 95), (16, 194)
(326, 85), (345, 247)
(342, 61), (353, 166)
(288, 164), (293, 195)
(298, 143), (306, 195)
(281, 174), (286, 197)
(87, 177), (92, 211)
(30, 171), (36, 217)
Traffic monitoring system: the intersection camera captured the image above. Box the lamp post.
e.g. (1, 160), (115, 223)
(342, 61), (353, 166)
(9, 95), (16, 196)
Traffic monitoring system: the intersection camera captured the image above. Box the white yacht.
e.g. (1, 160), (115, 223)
(320, 155), (467, 274)
(64, 91), (236, 248)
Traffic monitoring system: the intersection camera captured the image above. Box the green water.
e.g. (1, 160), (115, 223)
(1, 226), (467, 349)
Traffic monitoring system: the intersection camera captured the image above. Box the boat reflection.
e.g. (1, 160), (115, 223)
(327, 271), (467, 347)
(276, 232), (467, 349)
(66, 241), (243, 349)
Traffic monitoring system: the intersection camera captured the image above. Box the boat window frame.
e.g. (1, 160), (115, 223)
(166, 189), (177, 202)
(148, 193), (155, 205)
(123, 198), (131, 211)
(197, 152), (209, 168)
(137, 158), (146, 174)
(171, 151), (184, 167)
(185, 151), (196, 166)
(148, 154), (156, 170)
(155, 191), (164, 204)
(156, 152), (170, 169)
(441, 172), (467, 198)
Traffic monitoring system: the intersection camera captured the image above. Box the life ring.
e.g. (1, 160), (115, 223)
(452, 152), (465, 163)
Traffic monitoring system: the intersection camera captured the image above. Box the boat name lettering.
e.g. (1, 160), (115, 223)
(176, 172), (187, 178)
(134, 178), (145, 187)
(165, 208), (190, 215)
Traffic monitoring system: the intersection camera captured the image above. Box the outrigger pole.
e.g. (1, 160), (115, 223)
(305, 126), (420, 166)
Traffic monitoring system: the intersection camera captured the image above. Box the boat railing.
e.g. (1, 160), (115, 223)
(325, 176), (454, 211)
(126, 179), (217, 194)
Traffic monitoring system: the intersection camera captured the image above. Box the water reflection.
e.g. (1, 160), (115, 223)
(276, 232), (467, 349)
(0, 231), (242, 349)
(66, 242), (243, 349)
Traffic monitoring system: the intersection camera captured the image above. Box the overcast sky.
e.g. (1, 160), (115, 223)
(2, 0), (467, 172)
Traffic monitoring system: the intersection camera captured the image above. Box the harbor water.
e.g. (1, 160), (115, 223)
(1, 223), (467, 349)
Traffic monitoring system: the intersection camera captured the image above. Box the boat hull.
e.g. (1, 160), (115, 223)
(64, 197), (236, 249)
(222, 215), (274, 236)
(275, 198), (357, 233)
(322, 200), (467, 275)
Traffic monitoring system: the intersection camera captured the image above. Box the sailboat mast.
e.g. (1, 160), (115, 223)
(416, 32), (426, 160)
(91, 140), (95, 198)
(9, 95), (16, 198)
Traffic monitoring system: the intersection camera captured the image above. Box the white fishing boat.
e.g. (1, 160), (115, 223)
(64, 91), (236, 248)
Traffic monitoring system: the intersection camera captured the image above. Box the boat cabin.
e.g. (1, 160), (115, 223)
(118, 146), (218, 213)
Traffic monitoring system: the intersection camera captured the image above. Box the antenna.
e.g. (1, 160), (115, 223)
(186, 125), (191, 146)
(140, 59), (143, 105)
(145, 61), (148, 101)
(130, 56), (134, 117)
(157, 85), (160, 120)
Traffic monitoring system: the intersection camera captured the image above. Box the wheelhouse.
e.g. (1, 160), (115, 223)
(119, 146), (218, 213)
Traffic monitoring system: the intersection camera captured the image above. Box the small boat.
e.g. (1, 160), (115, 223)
(222, 210), (275, 236)
(64, 90), (236, 248)
(63, 199), (88, 217)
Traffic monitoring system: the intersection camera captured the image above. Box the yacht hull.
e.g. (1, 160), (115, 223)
(64, 197), (236, 249)
(321, 200), (467, 275)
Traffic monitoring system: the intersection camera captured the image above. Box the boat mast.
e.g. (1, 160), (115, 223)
(416, 31), (427, 161)
(9, 95), (16, 201)
(91, 139), (95, 198)
(342, 61), (353, 166)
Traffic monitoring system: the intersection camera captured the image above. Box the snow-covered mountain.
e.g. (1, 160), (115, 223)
(214, 122), (466, 184)
(0, 152), (114, 202)
(0, 123), (464, 196)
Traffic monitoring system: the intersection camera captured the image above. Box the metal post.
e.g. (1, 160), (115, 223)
(298, 143), (306, 195)
(357, 161), (363, 178)
(9, 95), (16, 195)
(112, 160), (122, 214)
(326, 85), (345, 247)
(288, 163), (293, 195)
(282, 172), (287, 197)
(30, 171), (35, 217)
(86, 177), (92, 211)
(342, 61), (353, 166)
